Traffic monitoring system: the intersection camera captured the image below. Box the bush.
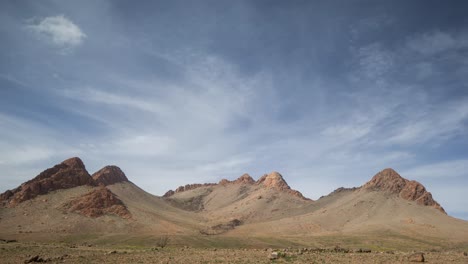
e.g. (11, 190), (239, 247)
(157, 235), (170, 248)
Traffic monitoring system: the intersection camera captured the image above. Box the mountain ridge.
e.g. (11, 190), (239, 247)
(164, 171), (309, 200)
(1, 156), (464, 249)
(0, 157), (94, 207)
(0, 158), (447, 216)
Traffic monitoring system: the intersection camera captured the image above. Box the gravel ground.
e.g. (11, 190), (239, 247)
(1, 241), (467, 264)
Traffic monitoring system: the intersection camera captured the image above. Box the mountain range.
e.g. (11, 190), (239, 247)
(1, 157), (467, 249)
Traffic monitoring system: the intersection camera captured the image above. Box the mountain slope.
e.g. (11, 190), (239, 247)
(164, 172), (313, 224)
(227, 170), (467, 244)
(0, 158), (206, 241)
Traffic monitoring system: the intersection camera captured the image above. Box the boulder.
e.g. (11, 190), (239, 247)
(269, 252), (279, 260)
(408, 252), (425, 262)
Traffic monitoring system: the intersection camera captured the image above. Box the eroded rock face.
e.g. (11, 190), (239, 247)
(363, 168), (445, 213)
(219, 174), (255, 185)
(182, 184), (215, 192)
(64, 187), (131, 219)
(257, 172), (290, 191)
(162, 190), (175, 198)
(256, 172), (309, 200)
(233, 174), (255, 184)
(0, 157), (94, 207)
(92, 166), (129, 186)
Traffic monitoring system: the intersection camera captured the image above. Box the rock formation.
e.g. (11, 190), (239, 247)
(256, 171), (291, 191)
(92, 165), (129, 186)
(0, 157), (94, 207)
(232, 173), (256, 184)
(256, 172), (309, 200)
(164, 171), (308, 200)
(63, 186), (131, 219)
(362, 168), (445, 213)
(164, 183), (217, 197)
(218, 174), (255, 185)
(162, 190), (175, 197)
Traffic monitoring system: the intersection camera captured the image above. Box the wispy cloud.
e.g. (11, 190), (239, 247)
(2, 1), (468, 219)
(26, 15), (86, 51)
(386, 98), (468, 145)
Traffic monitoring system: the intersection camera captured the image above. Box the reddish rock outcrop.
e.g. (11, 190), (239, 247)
(0, 157), (94, 207)
(164, 183), (217, 197)
(64, 187), (131, 219)
(218, 173), (255, 185)
(257, 172), (291, 191)
(363, 168), (445, 213)
(92, 166), (129, 186)
(233, 173), (255, 184)
(163, 172), (309, 200)
(218, 179), (231, 185)
(256, 172), (309, 200)
(162, 190), (175, 198)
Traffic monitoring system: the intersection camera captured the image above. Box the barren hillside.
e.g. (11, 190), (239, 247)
(1, 158), (467, 250)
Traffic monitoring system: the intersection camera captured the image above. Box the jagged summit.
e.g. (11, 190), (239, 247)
(258, 171), (309, 200)
(92, 165), (129, 186)
(363, 168), (445, 213)
(362, 168), (406, 193)
(0, 158), (134, 207)
(0, 157), (94, 207)
(219, 173), (255, 185)
(62, 157), (86, 169)
(234, 173), (255, 184)
(256, 171), (291, 191)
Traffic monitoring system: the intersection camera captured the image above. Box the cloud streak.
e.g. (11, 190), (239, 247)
(1, 1), (467, 220)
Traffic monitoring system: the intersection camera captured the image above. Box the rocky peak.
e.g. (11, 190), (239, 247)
(256, 171), (309, 200)
(92, 165), (129, 186)
(218, 179), (231, 185)
(233, 173), (255, 184)
(362, 168), (446, 213)
(362, 168), (407, 194)
(0, 157), (94, 207)
(62, 157), (86, 169)
(163, 171), (309, 200)
(217, 173), (255, 186)
(257, 171), (291, 191)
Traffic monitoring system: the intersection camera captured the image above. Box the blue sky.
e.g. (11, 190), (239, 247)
(1, 1), (468, 219)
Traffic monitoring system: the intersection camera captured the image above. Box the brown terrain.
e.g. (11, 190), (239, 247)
(1, 157), (467, 263)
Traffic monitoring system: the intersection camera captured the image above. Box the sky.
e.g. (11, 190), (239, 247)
(1, 0), (468, 219)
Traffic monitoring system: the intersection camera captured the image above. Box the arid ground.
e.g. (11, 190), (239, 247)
(2, 240), (468, 264)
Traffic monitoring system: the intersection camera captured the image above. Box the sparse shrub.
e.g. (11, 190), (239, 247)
(157, 235), (170, 248)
